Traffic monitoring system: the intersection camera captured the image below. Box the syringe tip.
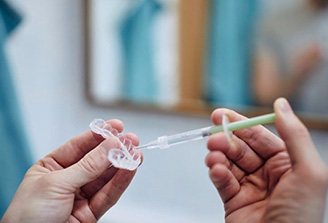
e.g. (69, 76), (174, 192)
(136, 140), (160, 150)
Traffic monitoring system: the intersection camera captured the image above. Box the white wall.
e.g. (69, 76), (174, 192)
(5, 0), (328, 222)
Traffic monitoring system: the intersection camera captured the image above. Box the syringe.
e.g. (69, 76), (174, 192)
(136, 113), (276, 150)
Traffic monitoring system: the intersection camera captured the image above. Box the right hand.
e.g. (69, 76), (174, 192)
(206, 98), (328, 223)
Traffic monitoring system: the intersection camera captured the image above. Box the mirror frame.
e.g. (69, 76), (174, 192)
(83, 0), (328, 130)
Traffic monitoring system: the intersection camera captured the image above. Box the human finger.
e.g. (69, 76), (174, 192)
(47, 119), (124, 168)
(89, 169), (137, 219)
(208, 132), (264, 173)
(274, 98), (321, 167)
(122, 132), (140, 147)
(80, 132), (140, 197)
(91, 119), (124, 139)
(211, 109), (285, 160)
(80, 167), (118, 198)
(59, 137), (121, 188)
(206, 151), (245, 181)
(209, 163), (240, 203)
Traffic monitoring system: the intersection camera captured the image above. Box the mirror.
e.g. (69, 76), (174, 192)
(84, 0), (328, 129)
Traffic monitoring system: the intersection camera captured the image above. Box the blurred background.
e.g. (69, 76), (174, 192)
(0, 0), (327, 222)
(88, 0), (328, 116)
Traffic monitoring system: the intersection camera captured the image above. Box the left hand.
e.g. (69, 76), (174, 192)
(1, 119), (141, 223)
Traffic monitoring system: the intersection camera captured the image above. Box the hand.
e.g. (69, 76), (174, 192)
(1, 119), (142, 223)
(206, 98), (328, 223)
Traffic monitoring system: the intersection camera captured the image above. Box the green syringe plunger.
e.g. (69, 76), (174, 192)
(136, 113), (276, 150)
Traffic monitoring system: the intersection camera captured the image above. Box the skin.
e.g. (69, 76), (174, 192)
(1, 119), (142, 223)
(254, 44), (322, 106)
(253, 0), (327, 106)
(2, 99), (327, 223)
(206, 98), (328, 222)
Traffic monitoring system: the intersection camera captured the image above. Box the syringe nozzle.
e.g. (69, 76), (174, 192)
(136, 136), (170, 150)
(136, 140), (160, 150)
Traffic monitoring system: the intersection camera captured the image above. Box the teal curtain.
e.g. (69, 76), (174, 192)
(119, 0), (161, 103)
(0, 1), (32, 216)
(205, 0), (258, 107)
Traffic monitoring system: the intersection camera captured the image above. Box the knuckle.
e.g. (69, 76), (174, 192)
(99, 190), (118, 208)
(72, 207), (97, 223)
(102, 137), (121, 149)
(78, 156), (102, 178)
(232, 142), (246, 162)
(205, 153), (212, 167)
(205, 152), (226, 168)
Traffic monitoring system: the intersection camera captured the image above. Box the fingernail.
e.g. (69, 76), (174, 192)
(277, 98), (292, 114)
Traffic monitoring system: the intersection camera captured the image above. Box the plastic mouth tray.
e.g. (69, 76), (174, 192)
(89, 119), (141, 171)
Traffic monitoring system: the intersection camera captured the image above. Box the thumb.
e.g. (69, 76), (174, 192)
(60, 138), (121, 188)
(274, 98), (319, 166)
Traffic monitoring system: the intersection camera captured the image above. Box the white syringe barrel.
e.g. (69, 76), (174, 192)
(156, 126), (211, 149)
(141, 113), (276, 150)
